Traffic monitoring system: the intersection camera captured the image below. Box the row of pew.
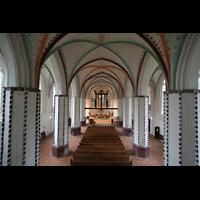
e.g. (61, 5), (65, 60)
(70, 126), (132, 166)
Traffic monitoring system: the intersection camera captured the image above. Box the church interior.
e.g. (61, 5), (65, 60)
(0, 33), (200, 166)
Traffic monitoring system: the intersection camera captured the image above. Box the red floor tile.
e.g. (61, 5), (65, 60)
(39, 123), (163, 166)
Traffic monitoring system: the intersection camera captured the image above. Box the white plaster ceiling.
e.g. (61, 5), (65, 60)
(22, 33), (186, 96)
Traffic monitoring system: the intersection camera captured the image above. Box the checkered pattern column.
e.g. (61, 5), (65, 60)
(35, 92), (41, 166)
(163, 92), (169, 166)
(1, 87), (39, 166)
(166, 89), (200, 166)
(134, 96), (149, 146)
(0, 89), (5, 166)
(52, 95), (69, 158)
(133, 96), (149, 158)
(194, 91), (200, 166)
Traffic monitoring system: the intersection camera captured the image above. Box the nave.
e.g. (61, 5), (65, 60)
(2, 33), (200, 166)
(40, 124), (163, 166)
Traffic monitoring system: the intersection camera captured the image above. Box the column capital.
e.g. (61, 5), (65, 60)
(3, 87), (40, 92)
(54, 94), (68, 97)
(164, 89), (200, 94)
(1, 89), (40, 166)
(134, 95), (149, 98)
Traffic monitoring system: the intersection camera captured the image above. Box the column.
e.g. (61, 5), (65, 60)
(122, 97), (133, 136)
(71, 97), (81, 136)
(0, 87), (40, 166)
(80, 97), (86, 126)
(117, 98), (123, 127)
(133, 96), (149, 158)
(52, 95), (69, 158)
(163, 90), (200, 166)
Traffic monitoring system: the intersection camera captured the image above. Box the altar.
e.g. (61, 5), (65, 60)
(97, 109), (106, 118)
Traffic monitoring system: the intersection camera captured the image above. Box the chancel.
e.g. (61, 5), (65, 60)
(95, 90), (108, 109)
(0, 33), (200, 166)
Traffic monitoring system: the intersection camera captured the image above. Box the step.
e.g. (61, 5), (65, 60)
(73, 154), (130, 162)
(77, 146), (125, 152)
(70, 159), (132, 166)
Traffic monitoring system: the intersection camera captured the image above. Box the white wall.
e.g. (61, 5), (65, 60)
(40, 68), (54, 135)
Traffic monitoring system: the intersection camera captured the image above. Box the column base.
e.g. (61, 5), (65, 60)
(122, 127), (132, 137)
(117, 121), (123, 127)
(52, 143), (69, 158)
(70, 127), (81, 136)
(133, 143), (150, 158)
(80, 120), (86, 126)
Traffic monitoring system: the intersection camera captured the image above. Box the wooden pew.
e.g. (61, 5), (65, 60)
(70, 126), (132, 166)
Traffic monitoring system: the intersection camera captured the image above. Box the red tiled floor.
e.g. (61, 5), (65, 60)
(116, 127), (163, 166)
(39, 121), (163, 166)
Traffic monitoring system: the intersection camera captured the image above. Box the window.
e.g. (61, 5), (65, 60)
(52, 84), (55, 108)
(0, 69), (2, 120)
(91, 91), (95, 107)
(0, 65), (7, 120)
(161, 79), (166, 115)
(107, 91), (111, 107)
(39, 76), (43, 113)
(148, 87), (151, 105)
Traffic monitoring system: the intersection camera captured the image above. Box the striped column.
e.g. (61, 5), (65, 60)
(163, 92), (169, 166)
(164, 90), (200, 166)
(52, 95), (69, 158)
(80, 97), (86, 126)
(194, 92), (200, 166)
(133, 96), (149, 158)
(122, 97), (132, 136)
(0, 87), (40, 166)
(70, 97), (81, 136)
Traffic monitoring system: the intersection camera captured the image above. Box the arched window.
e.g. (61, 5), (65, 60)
(148, 87), (151, 105)
(52, 84), (55, 108)
(91, 91), (95, 107)
(161, 79), (166, 115)
(0, 57), (7, 121)
(0, 69), (2, 120)
(39, 76), (43, 113)
(107, 91), (111, 107)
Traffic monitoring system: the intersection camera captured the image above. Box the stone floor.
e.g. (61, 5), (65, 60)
(39, 119), (163, 166)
